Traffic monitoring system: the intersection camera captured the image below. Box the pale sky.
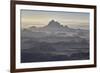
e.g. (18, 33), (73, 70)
(21, 9), (90, 29)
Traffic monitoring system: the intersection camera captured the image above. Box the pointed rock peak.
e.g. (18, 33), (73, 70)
(49, 19), (56, 22)
(47, 19), (63, 28)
